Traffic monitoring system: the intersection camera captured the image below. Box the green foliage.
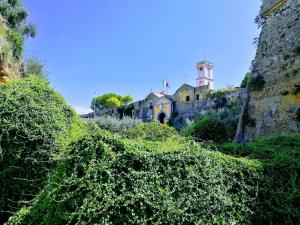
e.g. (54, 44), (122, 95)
(1, 43), (10, 60)
(118, 104), (134, 118)
(91, 93), (134, 110)
(190, 96), (242, 140)
(6, 28), (23, 61)
(125, 121), (178, 141)
(183, 115), (229, 143)
(106, 96), (122, 107)
(219, 135), (300, 225)
(7, 128), (262, 225)
(122, 95), (133, 104)
(240, 72), (252, 88)
(23, 56), (48, 80)
(0, 76), (84, 224)
(250, 75), (265, 92)
(95, 116), (142, 134)
(208, 87), (237, 98)
(0, 0), (36, 38)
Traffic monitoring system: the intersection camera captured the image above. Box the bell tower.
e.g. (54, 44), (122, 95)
(196, 61), (214, 90)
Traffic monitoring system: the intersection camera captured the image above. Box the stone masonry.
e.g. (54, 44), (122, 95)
(243, 0), (300, 141)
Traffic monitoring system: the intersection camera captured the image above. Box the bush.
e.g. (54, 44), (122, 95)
(208, 87), (237, 98)
(219, 135), (300, 224)
(125, 122), (178, 141)
(183, 115), (229, 143)
(7, 128), (262, 225)
(95, 116), (142, 134)
(24, 56), (48, 80)
(251, 75), (265, 92)
(0, 77), (84, 223)
(240, 72), (251, 88)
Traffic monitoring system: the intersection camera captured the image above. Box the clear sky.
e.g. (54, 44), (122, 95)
(23, 0), (261, 114)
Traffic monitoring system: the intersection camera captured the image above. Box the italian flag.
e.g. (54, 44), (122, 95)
(163, 79), (169, 88)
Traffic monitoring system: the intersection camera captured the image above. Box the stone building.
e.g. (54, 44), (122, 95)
(131, 61), (244, 126)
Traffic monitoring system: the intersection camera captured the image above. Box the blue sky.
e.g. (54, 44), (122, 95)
(23, 0), (261, 114)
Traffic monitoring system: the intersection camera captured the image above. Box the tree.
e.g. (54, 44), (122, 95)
(106, 96), (122, 107)
(0, 0), (36, 38)
(122, 95), (133, 105)
(24, 56), (48, 80)
(91, 93), (134, 111)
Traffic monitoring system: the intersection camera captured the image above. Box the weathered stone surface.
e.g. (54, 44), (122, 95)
(130, 84), (245, 129)
(0, 17), (21, 83)
(243, 0), (300, 141)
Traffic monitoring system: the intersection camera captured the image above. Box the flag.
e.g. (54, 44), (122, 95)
(162, 79), (170, 88)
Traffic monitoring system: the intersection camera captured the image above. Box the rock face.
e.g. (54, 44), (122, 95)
(0, 18), (21, 83)
(243, 0), (300, 141)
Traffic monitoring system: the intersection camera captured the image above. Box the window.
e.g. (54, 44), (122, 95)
(196, 94), (200, 100)
(199, 67), (204, 77)
(186, 96), (190, 102)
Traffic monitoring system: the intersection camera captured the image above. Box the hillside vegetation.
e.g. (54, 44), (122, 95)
(6, 120), (300, 224)
(0, 77), (84, 223)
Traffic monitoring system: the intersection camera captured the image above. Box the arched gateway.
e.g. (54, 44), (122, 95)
(158, 112), (166, 124)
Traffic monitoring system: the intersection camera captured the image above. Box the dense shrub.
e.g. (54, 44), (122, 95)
(208, 87), (237, 98)
(7, 128), (262, 225)
(125, 122), (178, 141)
(23, 56), (48, 80)
(95, 116), (142, 134)
(0, 77), (84, 223)
(183, 115), (229, 143)
(240, 72), (252, 88)
(219, 135), (300, 225)
(251, 75), (265, 92)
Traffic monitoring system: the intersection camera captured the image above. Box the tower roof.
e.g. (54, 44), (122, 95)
(197, 60), (214, 67)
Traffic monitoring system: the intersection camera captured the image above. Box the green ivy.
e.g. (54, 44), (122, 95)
(220, 135), (300, 225)
(7, 127), (262, 225)
(125, 122), (178, 142)
(0, 77), (84, 224)
(6, 29), (24, 61)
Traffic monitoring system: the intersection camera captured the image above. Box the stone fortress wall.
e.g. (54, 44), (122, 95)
(242, 0), (300, 141)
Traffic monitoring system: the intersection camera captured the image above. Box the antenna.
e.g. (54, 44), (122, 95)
(203, 41), (206, 60)
(202, 26), (207, 60)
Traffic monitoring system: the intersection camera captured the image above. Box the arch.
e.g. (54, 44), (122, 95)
(158, 112), (166, 124)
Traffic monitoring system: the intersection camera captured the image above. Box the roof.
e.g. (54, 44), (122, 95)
(197, 60), (214, 67)
(173, 83), (195, 95)
(151, 92), (165, 98)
